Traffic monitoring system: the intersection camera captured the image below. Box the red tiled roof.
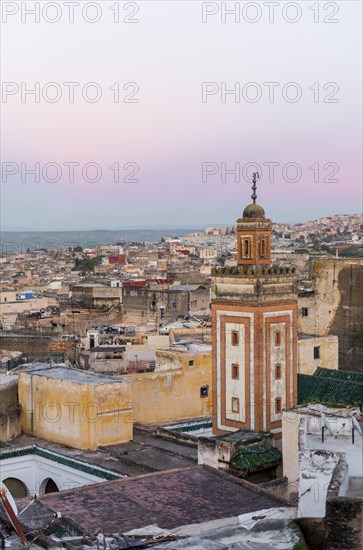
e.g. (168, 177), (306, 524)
(39, 466), (287, 535)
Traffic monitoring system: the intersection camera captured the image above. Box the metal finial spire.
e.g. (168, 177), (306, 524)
(251, 172), (259, 204)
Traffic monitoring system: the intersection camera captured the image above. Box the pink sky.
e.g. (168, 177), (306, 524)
(1, 1), (362, 229)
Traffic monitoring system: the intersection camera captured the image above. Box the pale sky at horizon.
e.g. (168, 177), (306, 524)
(1, 0), (362, 230)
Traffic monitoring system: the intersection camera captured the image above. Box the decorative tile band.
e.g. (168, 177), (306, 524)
(0, 446), (123, 481)
(163, 420), (213, 433)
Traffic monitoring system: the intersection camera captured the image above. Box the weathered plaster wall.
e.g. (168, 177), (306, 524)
(0, 376), (20, 442)
(198, 437), (235, 470)
(298, 259), (363, 370)
(18, 371), (132, 450)
(129, 350), (212, 424)
(298, 335), (338, 375)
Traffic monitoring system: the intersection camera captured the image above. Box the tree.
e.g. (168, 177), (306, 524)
(72, 256), (103, 272)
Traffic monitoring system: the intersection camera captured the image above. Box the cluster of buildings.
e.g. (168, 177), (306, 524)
(200, 213), (363, 244)
(0, 187), (362, 549)
(274, 213), (363, 242)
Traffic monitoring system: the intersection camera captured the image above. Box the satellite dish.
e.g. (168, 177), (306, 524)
(0, 481), (18, 516)
(0, 481), (27, 543)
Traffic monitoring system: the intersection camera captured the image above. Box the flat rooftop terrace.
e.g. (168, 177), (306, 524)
(20, 364), (125, 384)
(306, 432), (363, 478)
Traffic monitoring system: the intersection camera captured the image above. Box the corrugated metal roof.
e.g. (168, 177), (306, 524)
(230, 442), (282, 473)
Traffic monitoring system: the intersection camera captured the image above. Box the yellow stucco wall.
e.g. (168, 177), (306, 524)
(18, 370), (132, 450)
(129, 350), (212, 424)
(298, 336), (338, 375)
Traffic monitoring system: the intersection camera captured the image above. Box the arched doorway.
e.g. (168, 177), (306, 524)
(40, 478), (59, 495)
(2, 478), (29, 499)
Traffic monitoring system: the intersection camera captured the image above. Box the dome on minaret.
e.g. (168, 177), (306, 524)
(236, 173), (271, 267)
(242, 203), (265, 219)
(241, 172), (265, 218)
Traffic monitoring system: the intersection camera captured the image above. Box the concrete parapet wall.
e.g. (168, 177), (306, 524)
(324, 456), (363, 550)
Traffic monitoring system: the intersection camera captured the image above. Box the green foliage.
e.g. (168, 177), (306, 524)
(72, 255), (103, 272)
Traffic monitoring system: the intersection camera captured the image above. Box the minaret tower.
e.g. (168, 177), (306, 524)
(236, 173), (271, 266)
(211, 175), (298, 436)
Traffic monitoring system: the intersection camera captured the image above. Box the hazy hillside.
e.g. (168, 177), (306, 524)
(0, 229), (199, 250)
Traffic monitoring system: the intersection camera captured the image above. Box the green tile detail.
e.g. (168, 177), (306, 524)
(298, 373), (363, 407)
(0, 446), (121, 480)
(172, 420), (213, 433)
(314, 367), (363, 384)
(230, 442), (282, 473)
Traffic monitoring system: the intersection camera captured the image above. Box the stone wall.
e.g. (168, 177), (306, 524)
(122, 287), (189, 325)
(325, 497), (362, 550)
(70, 306), (122, 336)
(260, 476), (291, 500)
(298, 259), (363, 371)
(167, 270), (209, 284)
(324, 457), (363, 550)
(122, 286), (210, 325)
(0, 335), (53, 362)
(330, 262), (363, 370)
(295, 517), (326, 550)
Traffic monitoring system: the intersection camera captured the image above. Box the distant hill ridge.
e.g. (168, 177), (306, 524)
(0, 229), (200, 250)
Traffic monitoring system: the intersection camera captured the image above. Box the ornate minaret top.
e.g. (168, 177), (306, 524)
(251, 171), (258, 204)
(236, 175), (271, 266)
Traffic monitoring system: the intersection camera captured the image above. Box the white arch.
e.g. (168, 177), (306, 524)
(2, 477), (29, 499)
(39, 477), (60, 496)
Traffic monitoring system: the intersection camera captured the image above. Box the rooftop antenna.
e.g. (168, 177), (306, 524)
(251, 172), (259, 204)
(350, 413), (362, 444)
(351, 414), (363, 436)
(319, 410), (335, 442)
